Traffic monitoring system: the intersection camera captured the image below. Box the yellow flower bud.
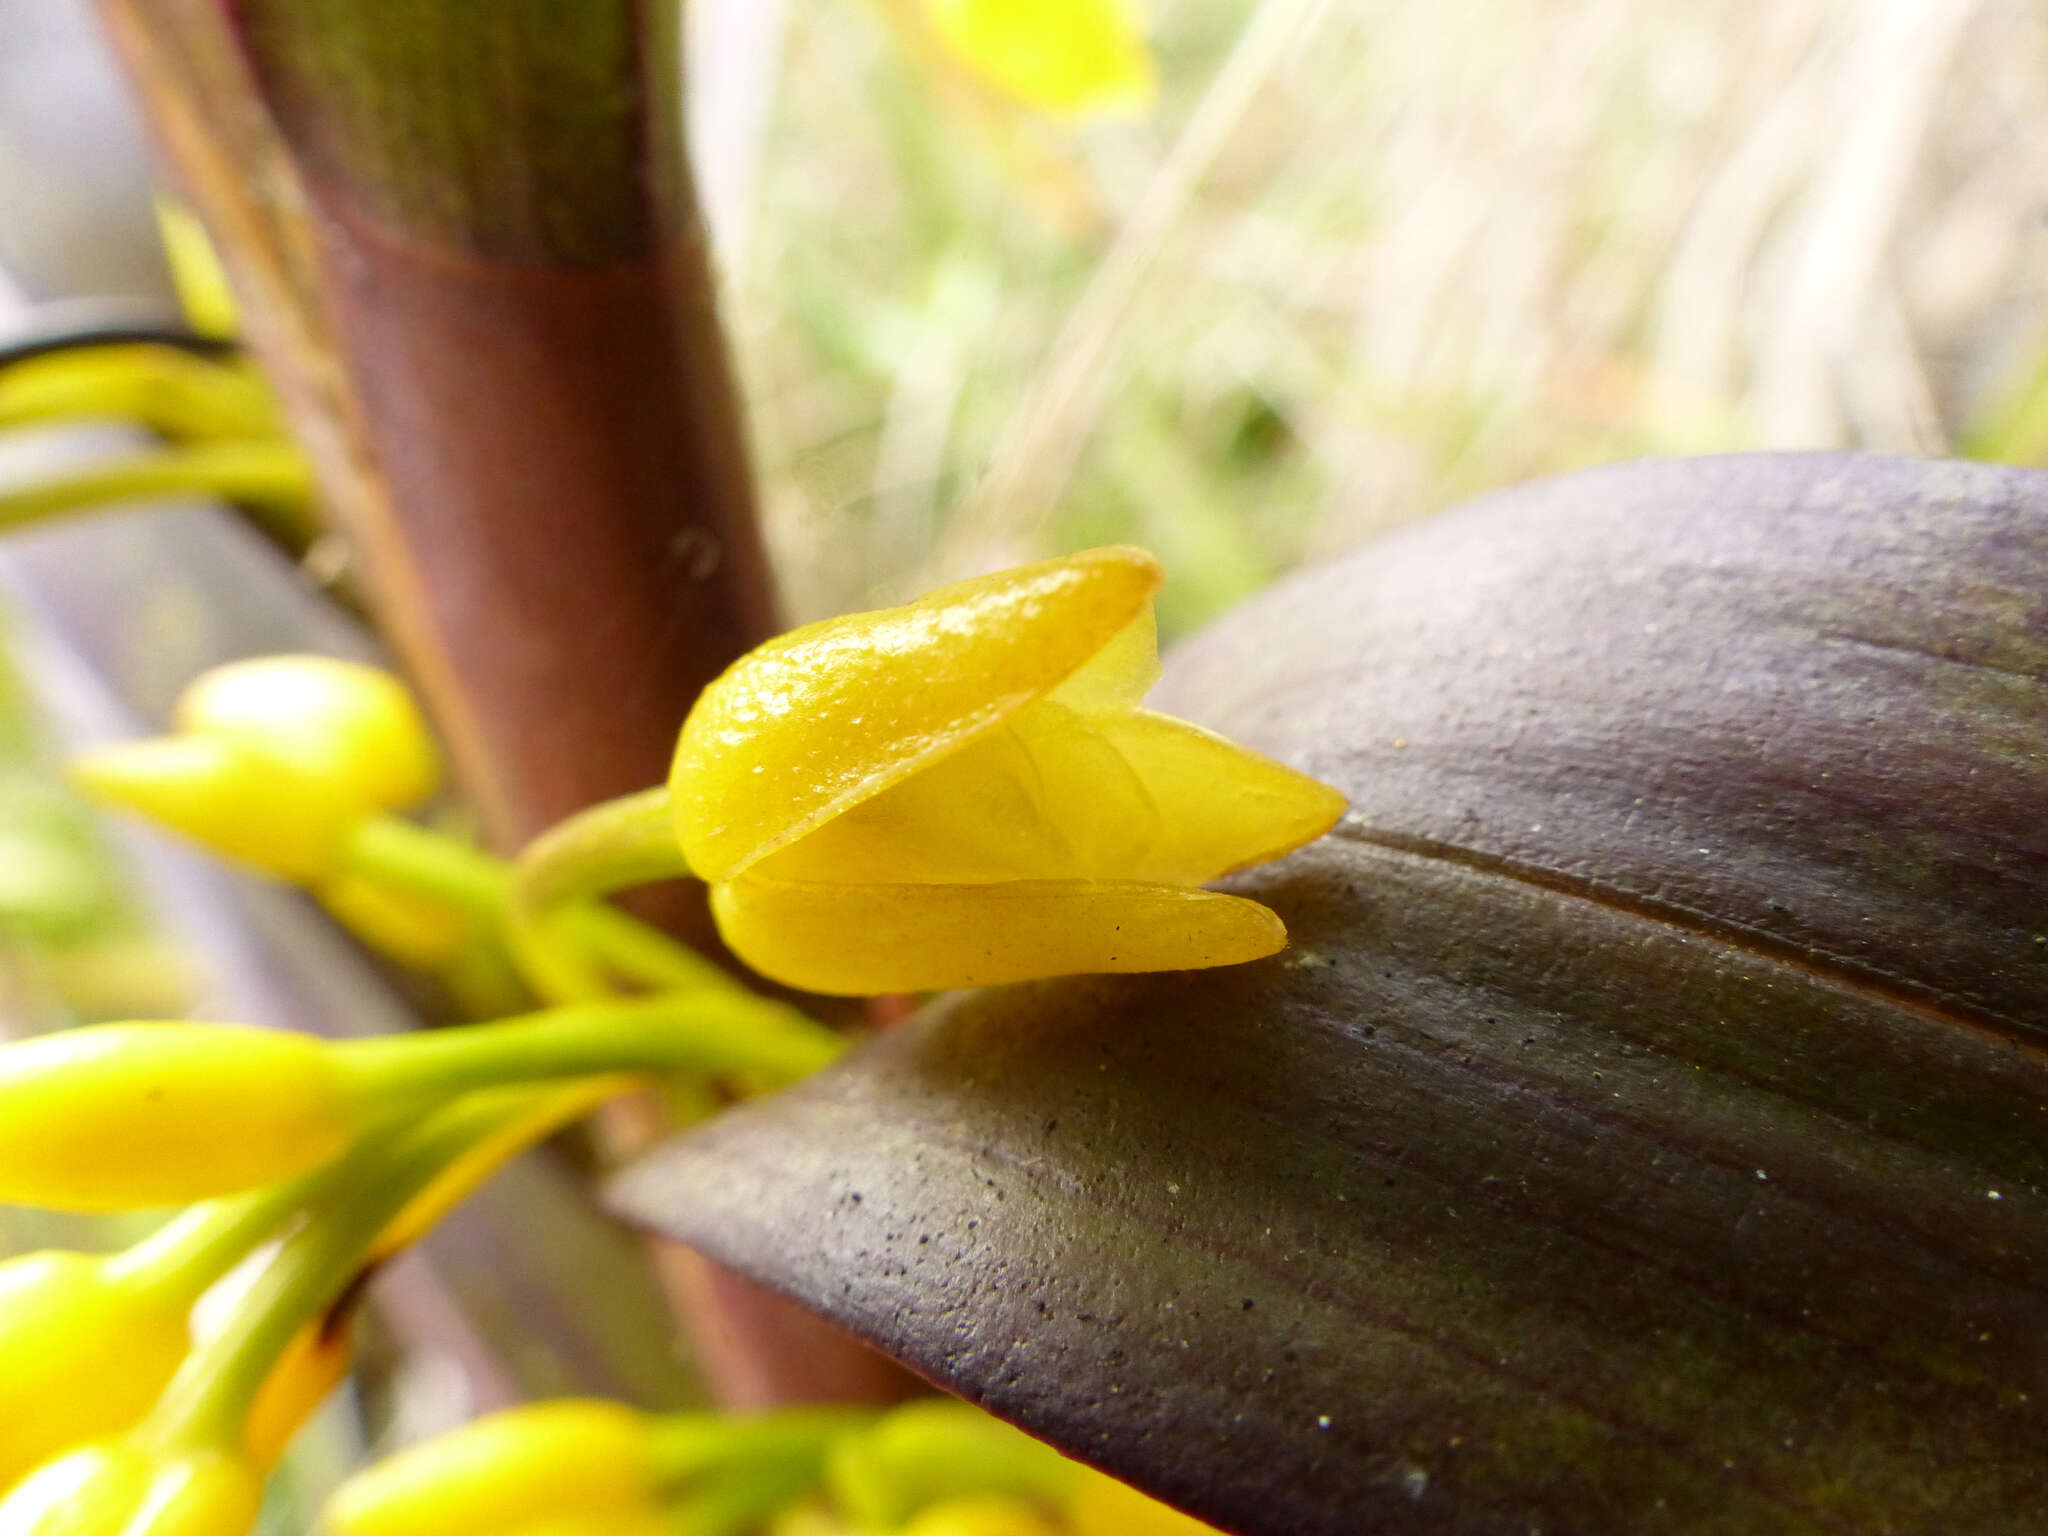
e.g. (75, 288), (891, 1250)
(0, 1442), (260, 1536)
(0, 1024), (359, 1210)
(901, 1495), (1063, 1536)
(672, 548), (1345, 994)
(0, 1252), (188, 1492)
(70, 736), (358, 885)
(924, 0), (1156, 116)
(322, 1401), (659, 1536)
(74, 657), (440, 886)
(175, 656), (440, 814)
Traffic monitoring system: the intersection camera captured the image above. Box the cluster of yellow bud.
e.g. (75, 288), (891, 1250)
(320, 1396), (1219, 1536)
(71, 655), (479, 972)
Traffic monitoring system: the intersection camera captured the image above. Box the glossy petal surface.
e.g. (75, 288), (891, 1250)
(759, 701), (1342, 889)
(672, 549), (1160, 882)
(712, 874), (1283, 996)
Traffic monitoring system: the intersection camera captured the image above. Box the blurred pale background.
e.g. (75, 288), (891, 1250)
(4, 0), (2044, 634)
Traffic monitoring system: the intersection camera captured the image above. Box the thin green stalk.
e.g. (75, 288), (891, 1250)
(339, 995), (843, 1102)
(0, 441), (313, 533)
(505, 787), (692, 1002)
(341, 813), (732, 996)
(141, 1095), (522, 1451)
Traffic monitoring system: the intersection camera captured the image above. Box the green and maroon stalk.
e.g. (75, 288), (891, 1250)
(94, 0), (907, 1409)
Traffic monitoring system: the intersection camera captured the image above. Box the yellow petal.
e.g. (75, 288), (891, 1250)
(176, 655), (441, 813)
(1046, 609), (1159, 713)
(1079, 708), (1347, 884)
(0, 1253), (188, 1491)
(712, 873), (1285, 995)
(755, 699), (1343, 890)
(72, 736), (356, 884)
(0, 1024), (357, 1210)
(924, 0), (1157, 116)
(322, 1401), (657, 1536)
(673, 547), (1160, 882)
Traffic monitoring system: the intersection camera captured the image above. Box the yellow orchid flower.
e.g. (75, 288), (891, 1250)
(0, 1441), (260, 1536)
(668, 547), (1344, 995)
(73, 655), (440, 885)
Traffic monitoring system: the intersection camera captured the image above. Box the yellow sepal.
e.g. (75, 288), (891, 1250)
(0, 1253), (188, 1492)
(756, 700), (1343, 888)
(0, 1024), (358, 1210)
(321, 1400), (658, 1536)
(924, 0), (1156, 116)
(713, 874), (1284, 996)
(672, 547), (1161, 882)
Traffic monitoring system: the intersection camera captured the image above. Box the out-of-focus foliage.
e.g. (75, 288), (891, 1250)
(708, 0), (2048, 634)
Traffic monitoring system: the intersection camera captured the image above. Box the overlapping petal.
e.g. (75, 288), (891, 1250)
(672, 548), (1162, 882)
(711, 875), (1284, 996)
(671, 546), (1343, 996)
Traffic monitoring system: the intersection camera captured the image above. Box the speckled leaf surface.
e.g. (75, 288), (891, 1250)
(610, 454), (2048, 1535)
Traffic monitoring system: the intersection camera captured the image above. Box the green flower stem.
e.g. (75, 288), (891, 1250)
(140, 1093), (531, 1452)
(0, 440), (312, 531)
(341, 813), (731, 997)
(505, 785), (692, 1002)
(101, 1154), (362, 1307)
(338, 994), (843, 1104)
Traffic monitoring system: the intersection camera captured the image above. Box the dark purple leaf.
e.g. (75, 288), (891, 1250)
(612, 453), (2048, 1535)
